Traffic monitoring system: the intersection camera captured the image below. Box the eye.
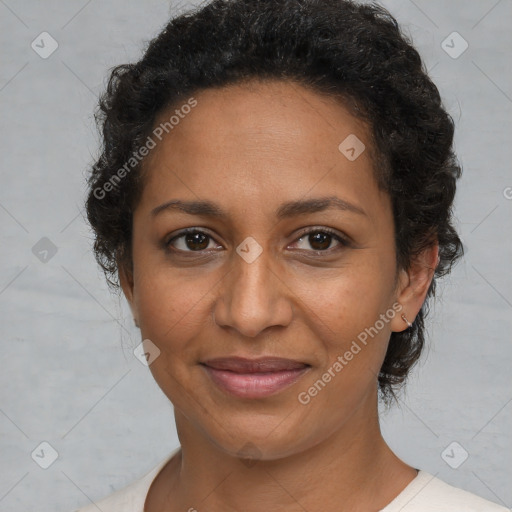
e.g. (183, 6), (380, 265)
(165, 227), (349, 255)
(290, 227), (348, 253)
(166, 228), (221, 253)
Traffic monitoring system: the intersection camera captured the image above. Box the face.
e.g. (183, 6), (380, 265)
(121, 79), (421, 460)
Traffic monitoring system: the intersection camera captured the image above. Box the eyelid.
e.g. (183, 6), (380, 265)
(165, 226), (350, 253)
(165, 227), (221, 250)
(291, 226), (350, 246)
(288, 226), (350, 253)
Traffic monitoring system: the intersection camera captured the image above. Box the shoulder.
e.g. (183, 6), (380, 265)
(72, 472), (154, 512)
(382, 470), (509, 512)
(72, 450), (178, 512)
(73, 480), (146, 512)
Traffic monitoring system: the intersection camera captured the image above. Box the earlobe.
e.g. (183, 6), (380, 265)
(400, 313), (413, 328)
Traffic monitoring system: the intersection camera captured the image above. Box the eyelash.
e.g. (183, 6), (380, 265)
(165, 226), (349, 256)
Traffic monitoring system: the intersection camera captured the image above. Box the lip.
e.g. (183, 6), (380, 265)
(201, 357), (311, 399)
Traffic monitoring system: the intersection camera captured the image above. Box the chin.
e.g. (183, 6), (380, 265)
(202, 413), (321, 462)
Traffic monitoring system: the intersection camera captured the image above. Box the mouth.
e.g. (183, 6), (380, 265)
(200, 357), (311, 399)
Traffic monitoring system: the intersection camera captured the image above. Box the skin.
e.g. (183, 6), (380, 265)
(119, 79), (439, 512)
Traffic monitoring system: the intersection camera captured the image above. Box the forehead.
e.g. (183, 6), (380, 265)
(151, 79), (371, 156)
(138, 79), (384, 220)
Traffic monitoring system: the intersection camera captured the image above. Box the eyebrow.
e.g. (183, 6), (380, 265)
(150, 196), (367, 219)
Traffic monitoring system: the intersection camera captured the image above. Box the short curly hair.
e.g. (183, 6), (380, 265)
(85, 0), (463, 401)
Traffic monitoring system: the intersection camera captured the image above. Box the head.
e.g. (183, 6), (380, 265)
(86, 0), (463, 458)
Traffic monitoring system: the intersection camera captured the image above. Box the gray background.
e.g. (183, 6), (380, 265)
(0, 1), (511, 511)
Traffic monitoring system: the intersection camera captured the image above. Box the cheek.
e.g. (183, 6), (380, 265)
(134, 262), (218, 350)
(302, 261), (393, 338)
(294, 276), (393, 415)
(133, 267), (213, 403)
(297, 261), (396, 392)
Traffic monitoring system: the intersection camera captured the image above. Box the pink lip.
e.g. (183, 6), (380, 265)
(201, 357), (311, 399)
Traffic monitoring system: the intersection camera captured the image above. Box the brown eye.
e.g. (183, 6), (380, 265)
(183, 232), (209, 251)
(307, 232), (333, 251)
(167, 229), (219, 252)
(291, 228), (348, 253)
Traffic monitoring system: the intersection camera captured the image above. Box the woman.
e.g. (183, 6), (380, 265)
(77, 0), (507, 510)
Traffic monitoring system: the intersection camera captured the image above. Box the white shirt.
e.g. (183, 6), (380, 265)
(74, 449), (509, 512)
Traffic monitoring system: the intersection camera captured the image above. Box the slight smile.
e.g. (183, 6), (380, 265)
(200, 357), (312, 399)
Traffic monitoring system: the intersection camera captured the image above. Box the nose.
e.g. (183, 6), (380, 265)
(212, 243), (293, 338)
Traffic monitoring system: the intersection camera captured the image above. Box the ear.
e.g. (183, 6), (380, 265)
(118, 261), (139, 328)
(390, 243), (439, 333)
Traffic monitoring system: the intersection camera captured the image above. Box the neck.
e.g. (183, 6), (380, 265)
(150, 392), (417, 512)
